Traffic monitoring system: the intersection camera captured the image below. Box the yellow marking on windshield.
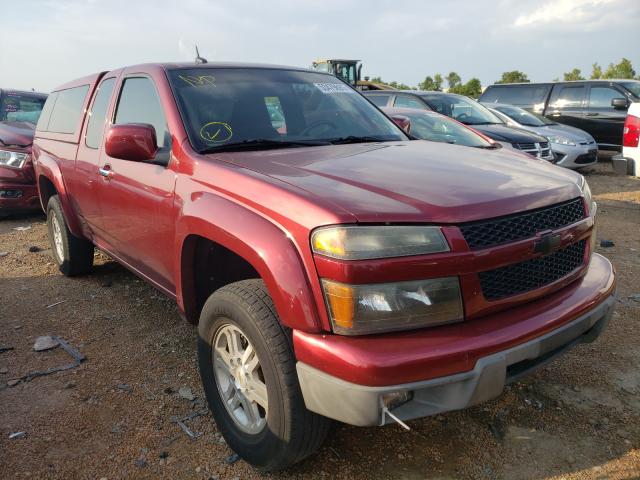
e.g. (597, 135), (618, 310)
(179, 75), (216, 87)
(200, 122), (233, 143)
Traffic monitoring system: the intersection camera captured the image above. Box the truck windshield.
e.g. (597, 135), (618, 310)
(0, 92), (47, 124)
(495, 105), (555, 127)
(168, 68), (405, 153)
(420, 94), (503, 126)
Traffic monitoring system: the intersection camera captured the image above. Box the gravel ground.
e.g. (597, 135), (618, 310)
(0, 162), (638, 480)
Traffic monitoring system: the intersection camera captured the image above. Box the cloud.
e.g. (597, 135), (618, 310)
(513, 0), (619, 28)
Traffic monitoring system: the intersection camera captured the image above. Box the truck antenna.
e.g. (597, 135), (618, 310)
(195, 46), (208, 64)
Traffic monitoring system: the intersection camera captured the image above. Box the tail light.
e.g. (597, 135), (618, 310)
(623, 114), (640, 148)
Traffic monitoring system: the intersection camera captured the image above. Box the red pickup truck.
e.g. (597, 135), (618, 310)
(33, 63), (615, 472)
(0, 89), (48, 216)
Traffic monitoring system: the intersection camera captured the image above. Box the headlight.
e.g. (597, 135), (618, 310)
(311, 225), (449, 260)
(547, 135), (576, 146)
(0, 150), (28, 169)
(321, 277), (463, 335)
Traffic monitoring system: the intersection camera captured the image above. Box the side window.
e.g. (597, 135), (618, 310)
(85, 78), (116, 149)
(367, 95), (390, 107)
(47, 85), (90, 134)
(549, 86), (586, 109)
(264, 96), (286, 133)
(394, 95), (425, 110)
(36, 91), (58, 132)
(114, 77), (169, 149)
(588, 87), (623, 109)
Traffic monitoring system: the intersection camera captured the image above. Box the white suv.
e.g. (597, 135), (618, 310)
(616, 102), (640, 176)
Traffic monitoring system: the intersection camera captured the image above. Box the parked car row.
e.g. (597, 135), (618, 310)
(25, 61), (615, 471)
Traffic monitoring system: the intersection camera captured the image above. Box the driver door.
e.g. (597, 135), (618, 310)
(95, 75), (178, 294)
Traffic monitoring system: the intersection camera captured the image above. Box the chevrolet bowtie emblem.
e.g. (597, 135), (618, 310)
(534, 232), (562, 255)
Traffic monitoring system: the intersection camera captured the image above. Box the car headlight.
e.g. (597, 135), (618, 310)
(0, 150), (28, 169)
(311, 225), (449, 260)
(321, 277), (464, 335)
(547, 135), (576, 146)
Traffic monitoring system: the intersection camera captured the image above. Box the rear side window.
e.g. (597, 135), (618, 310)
(36, 92), (58, 131)
(549, 86), (586, 109)
(115, 77), (169, 149)
(481, 85), (550, 106)
(367, 95), (390, 107)
(85, 77), (116, 149)
(394, 95), (425, 109)
(46, 85), (90, 134)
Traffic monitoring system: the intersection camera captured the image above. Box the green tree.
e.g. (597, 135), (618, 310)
(419, 75), (444, 91)
(388, 80), (413, 90)
(461, 78), (483, 98)
(446, 71), (462, 90)
(603, 58), (636, 79)
(495, 70), (529, 84)
(590, 63), (602, 79)
(563, 68), (585, 81)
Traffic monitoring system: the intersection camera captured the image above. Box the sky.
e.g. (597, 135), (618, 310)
(1, 0), (639, 92)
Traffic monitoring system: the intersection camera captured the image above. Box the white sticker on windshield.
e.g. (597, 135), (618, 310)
(313, 82), (354, 94)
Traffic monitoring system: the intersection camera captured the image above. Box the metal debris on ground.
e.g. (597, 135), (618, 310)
(0, 346), (14, 354)
(21, 336), (86, 382)
(116, 383), (133, 393)
(46, 300), (66, 309)
(0, 251), (8, 257)
(12, 226), (31, 231)
(33, 336), (59, 352)
(225, 453), (240, 465)
(600, 240), (615, 248)
(9, 432), (26, 439)
(178, 386), (195, 401)
(170, 408), (208, 440)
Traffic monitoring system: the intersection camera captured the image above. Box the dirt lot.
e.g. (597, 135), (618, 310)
(0, 162), (638, 480)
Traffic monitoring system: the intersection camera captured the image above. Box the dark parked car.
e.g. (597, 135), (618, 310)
(0, 89), (48, 216)
(480, 80), (640, 150)
(364, 90), (555, 160)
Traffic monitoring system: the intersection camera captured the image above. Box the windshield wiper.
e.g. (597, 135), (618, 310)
(199, 138), (330, 154)
(0, 137), (31, 148)
(475, 144), (500, 149)
(327, 135), (392, 145)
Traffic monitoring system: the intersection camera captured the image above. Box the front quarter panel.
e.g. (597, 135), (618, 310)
(175, 188), (322, 333)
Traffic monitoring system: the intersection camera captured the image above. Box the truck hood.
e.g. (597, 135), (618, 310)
(213, 140), (583, 224)
(0, 121), (35, 149)
(471, 124), (548, 143)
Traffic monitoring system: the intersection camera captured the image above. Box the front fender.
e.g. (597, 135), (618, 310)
(33, 145), (83, 237)
(176, 192), (322, 333)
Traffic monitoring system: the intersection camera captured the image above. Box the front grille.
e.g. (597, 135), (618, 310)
(460, 198), (586, 250)
(575, 150), (598, 165)
(479, 240), (586, 301)
(515, 141), (553, 159)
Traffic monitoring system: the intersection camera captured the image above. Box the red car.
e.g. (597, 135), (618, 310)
(0, 89), (48, 216)
(33, 63), (614, 471)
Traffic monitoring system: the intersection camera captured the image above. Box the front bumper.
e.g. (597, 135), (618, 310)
(553, 144), (598, 169)
(0, 182), (40, 214)
(296, 254), (615, 426)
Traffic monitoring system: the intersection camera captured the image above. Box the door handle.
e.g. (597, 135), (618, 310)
(99, 166), (114, 179)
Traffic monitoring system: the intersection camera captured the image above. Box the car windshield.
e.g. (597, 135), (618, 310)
(620, 81), (640, 98)
(0, 92), (47, 123)
(399, 111), (493, 148)
(168, 68), (406, 153)
(495, 105), (555, 126)
(420, 94), (503, 126)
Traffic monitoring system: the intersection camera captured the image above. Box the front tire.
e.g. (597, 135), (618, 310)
(47, 195), (94, 276)
(198, 279), (330, 472)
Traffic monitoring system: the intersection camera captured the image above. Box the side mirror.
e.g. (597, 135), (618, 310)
(391, 115), (411, 134)
(611, 98), (629, 110)
(105, 123), (157, 162)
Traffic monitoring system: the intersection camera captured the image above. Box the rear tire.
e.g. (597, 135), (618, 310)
(47, 195), (94, 276)
(198, 279), (330, 472)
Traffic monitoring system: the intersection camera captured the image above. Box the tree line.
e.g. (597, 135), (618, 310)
(371, 58), (638, 98)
